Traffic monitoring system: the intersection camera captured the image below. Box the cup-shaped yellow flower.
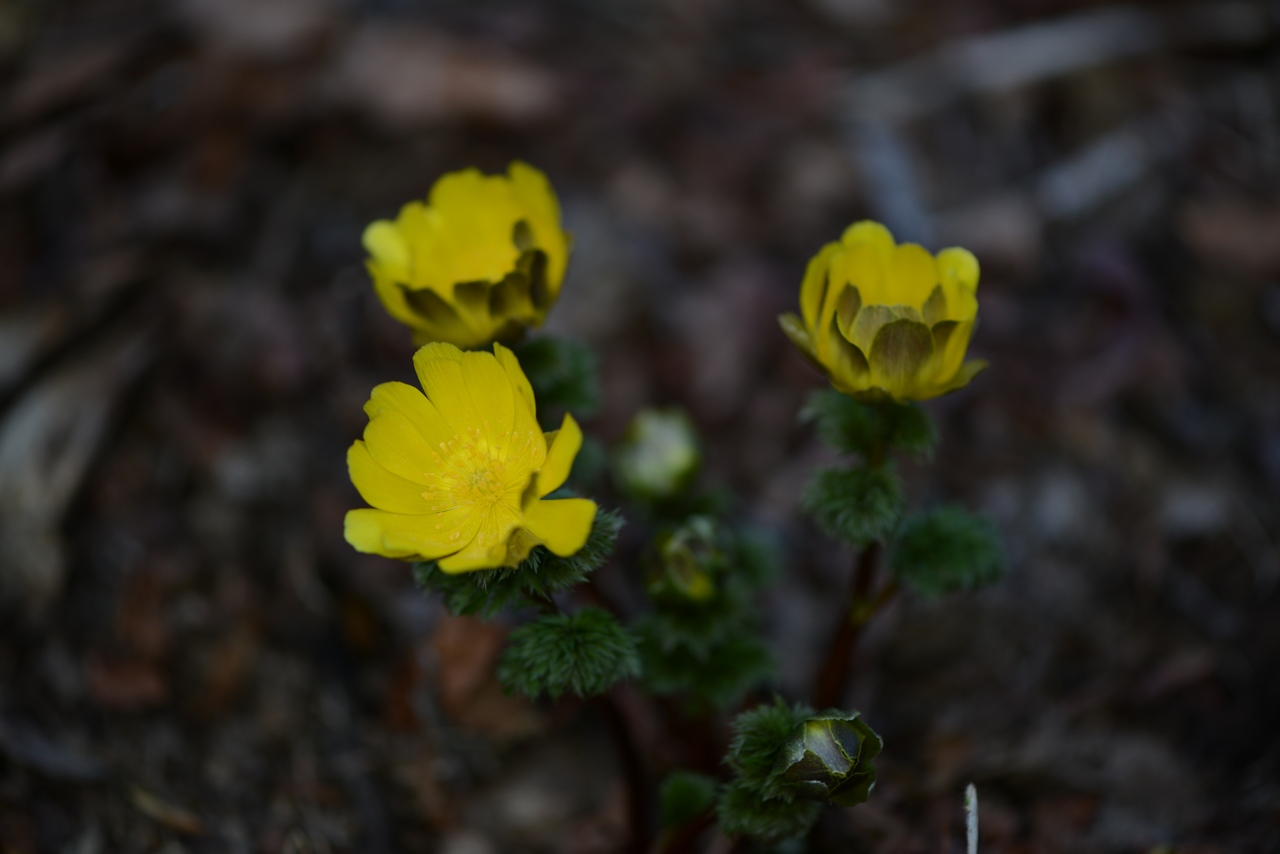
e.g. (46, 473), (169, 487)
(779, 221), (986, 402)
(344, 342), (597, 573)
(363, 162), (570, 349)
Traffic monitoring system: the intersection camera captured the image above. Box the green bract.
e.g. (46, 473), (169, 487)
(803, 464), (904, 546)
(717, 699), (828, 841)
(412, 510), (622, 618)
(803, 389), (937, 460)
(498, 607), (641, 699)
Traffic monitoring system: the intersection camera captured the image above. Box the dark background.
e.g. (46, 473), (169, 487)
(1, 0), (1279, 851)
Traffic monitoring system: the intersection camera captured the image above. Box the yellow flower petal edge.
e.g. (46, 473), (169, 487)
(363, 162), (571, 349)
(779, 220), (987, 402)
(344, 341), (597, 573)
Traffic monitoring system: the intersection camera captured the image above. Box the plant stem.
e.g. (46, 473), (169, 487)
(597, 688), (653, 854)
(813, 542), (890, 709)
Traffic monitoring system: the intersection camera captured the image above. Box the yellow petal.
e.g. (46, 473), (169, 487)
(930, 319), (975, 386)
(436, 538), (508, 573)
(494, 342), (537, 418)
(825, 322), (873, 394)
(923, 358), (987, 398)
(868, 318), (935, 399)
(348, 441), (431, 514)
(841, 221), (895, 305)
(841, 220), (896, 254)
(536, 412), (583, 498)
(363, 221), (410, 281)
(799, 242), (838, 332)
(508, 161), (569, 291)
(936, 247), (979, 321)
(887, 243), (938, 309)
(437, 505), (522, 572)
(413, 343), (514, 441)
(364, 382), (454, 450)
(369, 265), (429, 331)
(779, 313), (817, 360)
(524, 497), (598, 556)
(362, 411), (437, 484)
(344, 507), (481, 560)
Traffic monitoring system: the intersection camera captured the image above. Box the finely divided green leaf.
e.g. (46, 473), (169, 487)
(890, 506), (1003, 597)
(803, 464), (904, 546)
(498, 607), (641, 699)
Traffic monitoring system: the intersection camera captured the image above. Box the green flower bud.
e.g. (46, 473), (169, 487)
(772, 711), (882, 807)
(648, 516), (720, 603)
(612, 409), (699, 501)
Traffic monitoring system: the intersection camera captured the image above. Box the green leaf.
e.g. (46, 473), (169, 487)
(660, 771), (719, 829)
(803, 464), (904, 546)
(716, 778), (821, 842)
(802, 389), (937, 459)
(890, 506), (1003, 597)
(412, 510), (624, 618)
(498, 607), (641, 699)
(513, 337), (601, 422)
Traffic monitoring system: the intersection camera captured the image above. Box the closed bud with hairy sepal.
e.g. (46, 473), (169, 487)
(773, 711), (883, 807)
(612, 408), (700, 502)
(648, 516), (720, 603)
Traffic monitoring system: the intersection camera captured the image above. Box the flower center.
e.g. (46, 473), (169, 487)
(420, 426), (532, 510)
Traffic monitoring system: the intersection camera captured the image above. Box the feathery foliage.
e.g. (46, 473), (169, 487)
(802, 389), (937, 460)
(634, 521), (779, 709)
(803, 464), (904, 546)
(498, 607), (640, 699)
(412, 510), (623, 618)
(890, 506), (1003, 597)
(640, 628), (774, 710)
(717, 779), (822, 841)
(717, 699), (823, 841)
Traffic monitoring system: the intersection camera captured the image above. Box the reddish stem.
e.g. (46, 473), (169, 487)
(813, 543), (885, 709)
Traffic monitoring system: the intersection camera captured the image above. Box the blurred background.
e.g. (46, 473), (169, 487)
(1, 0), (1279, 851)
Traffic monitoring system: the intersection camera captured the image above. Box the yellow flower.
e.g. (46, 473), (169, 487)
(344, 342), (597, 573)
(363, 162), (570, 349)
(779, 221), (986, 402)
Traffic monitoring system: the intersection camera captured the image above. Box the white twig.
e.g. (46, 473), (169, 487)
(965, 783), (978, 854)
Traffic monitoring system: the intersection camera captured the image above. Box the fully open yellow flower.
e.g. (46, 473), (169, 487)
(363, 162), (570, 349)
(344, 342), (597, 572)
(779, 221), (986, 402)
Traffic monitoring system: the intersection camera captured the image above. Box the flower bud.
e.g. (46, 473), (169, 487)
(648, 517), (719, 603)
(772, 711), (882, 807)
(612, 409), (699, 501)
